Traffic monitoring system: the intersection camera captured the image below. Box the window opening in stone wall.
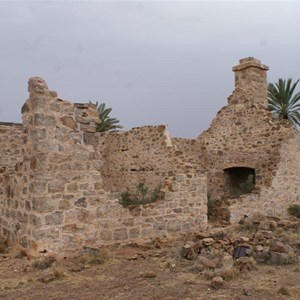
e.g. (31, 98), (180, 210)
(224, 167), (255, 198)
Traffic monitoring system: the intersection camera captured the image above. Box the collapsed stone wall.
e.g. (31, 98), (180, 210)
(172, 57), (299, 221)
(84, 125), (197, 193)
(0, 56), (298, 253)
(0, 78), (208, 254)
(173, 58), (295, 201)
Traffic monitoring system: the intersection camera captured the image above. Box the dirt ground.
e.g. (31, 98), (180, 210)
(0, 239), (299, 300)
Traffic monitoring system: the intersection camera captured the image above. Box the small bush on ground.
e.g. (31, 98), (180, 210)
(288, 204), (300, 218)
(119, 181), (163, 208)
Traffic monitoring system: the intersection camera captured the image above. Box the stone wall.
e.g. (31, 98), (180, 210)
(0, 122), (23, 171)
(84, 125), (197, 193)
(0, 78), (208, 254)
(0, 57), (299, 254)
(85, 173), (207, 248)
(172, 58), (294, 203)
(0, 122), (24, 243)
(230, 130), (300, 222)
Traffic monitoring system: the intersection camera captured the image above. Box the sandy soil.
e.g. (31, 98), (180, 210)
(0, 241), (299, 300)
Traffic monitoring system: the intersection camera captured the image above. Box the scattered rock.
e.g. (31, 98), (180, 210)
(254, 245), (264, 252)
(71, 265), (84, 272)
(202, 238), (215, 246)
(222, 255), (233, 267)
(37, 269), (56, 283)
(270, 241), (286, 253)
(243, 288), (252, 296)
(141, 272), (156, 278)
(269, 220), (277, 231)
(182, 242), (198, 260)
(198, 257), (219, 269)
(211, 276), (224, 289)
(235, 257), (256, 272)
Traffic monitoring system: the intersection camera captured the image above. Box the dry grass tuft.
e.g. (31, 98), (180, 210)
(53, 267), (66, 279)
(214, 265), (237, 281)
(277, 286), (291, 296)
(78, 247), (110, 266)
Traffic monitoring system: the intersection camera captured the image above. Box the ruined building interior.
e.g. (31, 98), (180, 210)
(0, 57), (299, 254)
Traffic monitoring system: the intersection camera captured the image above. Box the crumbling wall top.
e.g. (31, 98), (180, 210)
(28, 77), (49, 95)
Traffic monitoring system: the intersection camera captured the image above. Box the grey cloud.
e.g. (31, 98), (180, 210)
(0, 1), (300, 137)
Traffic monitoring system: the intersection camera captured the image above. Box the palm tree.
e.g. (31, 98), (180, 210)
(268, 78), (300, 127)
(92, 102), (123, 132)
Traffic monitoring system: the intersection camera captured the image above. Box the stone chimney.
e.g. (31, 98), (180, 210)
(229, 57), (269, 109)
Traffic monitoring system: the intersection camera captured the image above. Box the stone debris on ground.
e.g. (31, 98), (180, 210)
(180, 215), (300, 284)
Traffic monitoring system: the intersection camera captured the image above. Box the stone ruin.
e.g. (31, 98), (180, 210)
(0, 57), (299, 254)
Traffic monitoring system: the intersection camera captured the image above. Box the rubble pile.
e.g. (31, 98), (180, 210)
(180, 215), (300, 282)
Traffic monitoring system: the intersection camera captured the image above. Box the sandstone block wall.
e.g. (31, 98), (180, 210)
(0, 78), (208, 254)
(84, 125), (198, 193)
(0, 122), (23, 171)
(0, 56), (299, 253)
(85, 173), (207, 248)
(230, 130), (300, 222)
(0, 122), (25, 243)
(173, 58), (292, 199)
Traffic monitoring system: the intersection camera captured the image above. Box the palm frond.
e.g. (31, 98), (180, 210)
(268, 78), (300, 127)
(92, 102), (123, 132)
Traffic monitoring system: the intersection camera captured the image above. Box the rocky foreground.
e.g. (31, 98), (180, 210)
(180, 214), (300, 287)
(0, 214), (299, 299)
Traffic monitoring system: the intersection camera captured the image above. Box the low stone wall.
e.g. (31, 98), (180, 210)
(80, 173), (208, 249)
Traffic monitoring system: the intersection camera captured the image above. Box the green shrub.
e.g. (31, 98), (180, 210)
(119, 181), (162, 208)
(239, 174), (254, 193)
(230, 174), (255, 198)
(207, 194), (219, 219)
(287, 204), (300, 218)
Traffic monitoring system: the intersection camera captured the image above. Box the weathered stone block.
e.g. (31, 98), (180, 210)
(77, 209), (93, 223)
(29, 181), (47, 194)
(29, 214), (42, 226)
(45, 211), (63, 225)
(166, 219), (182, 232)
(33, 228), (59, 240)
(32, 197), (54, 213)
(100, 230), (113, 241)
(48, 182), (65, 193)
(33, 114), (56, 126)
(60, 116), (77, 130)
(67, 182), (79, 193)
(62, 224), (77, 233)
(129, 227), (140, 238)
(114, 228), (128, 240)
(75, 197), (87, 208)
(58, 199), (71, 210)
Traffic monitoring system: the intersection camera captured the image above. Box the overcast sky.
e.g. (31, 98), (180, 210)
(1, 1), (299, 138)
